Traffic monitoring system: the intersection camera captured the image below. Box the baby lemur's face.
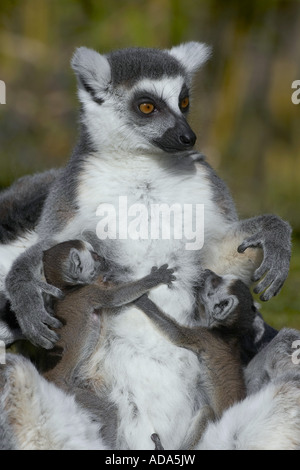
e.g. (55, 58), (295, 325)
(62, 241), (108, 286)
(198, 270), (255, 330)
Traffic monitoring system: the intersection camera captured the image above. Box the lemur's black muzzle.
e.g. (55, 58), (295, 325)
(153, 120), (197, 153)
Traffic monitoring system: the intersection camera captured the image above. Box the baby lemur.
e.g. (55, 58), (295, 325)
(39, 239), (175, 449)
(134, 270), (257, 449)
(41, 240), (175, 387)
(42, 240), (255, 450)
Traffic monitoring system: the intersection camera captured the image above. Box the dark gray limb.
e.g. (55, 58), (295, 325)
(151, 433), (164, 451)
(134, 295), (194, 350)
(5, 240), (63, 349)
(91, 265), (175, 308)
(0, 169), (60, 244)
(236, 215), (292, 301)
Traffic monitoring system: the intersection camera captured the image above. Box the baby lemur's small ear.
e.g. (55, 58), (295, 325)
(212, 295), (239, 323)
(168, 42), (211, 77)
(69, 248), (81, 271)
(71, 47), (111, 101)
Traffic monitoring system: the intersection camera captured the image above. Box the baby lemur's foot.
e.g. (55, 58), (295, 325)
(199, 270), (239, 327)
(151, 433), (164, 450)
(151, 265), (176, 287)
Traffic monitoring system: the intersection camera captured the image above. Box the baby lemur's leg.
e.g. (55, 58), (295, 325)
(151, 433), (164, 450)
(87, 265), (175, 309)
(179, 405), (215, 450)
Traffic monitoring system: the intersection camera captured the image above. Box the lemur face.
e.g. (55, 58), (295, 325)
(197, 269), (257, 331)
(71, 43), (210, 156)
(63, 241), (107, 285)
(197, 270), (240, 328)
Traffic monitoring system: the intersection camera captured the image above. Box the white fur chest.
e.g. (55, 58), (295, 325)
(74, 153), (229, 286)
(66, 153), (230, 449)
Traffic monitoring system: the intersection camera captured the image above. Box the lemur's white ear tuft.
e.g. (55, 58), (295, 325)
(168, 42), (211, 76)
(71, 47), (111, 95)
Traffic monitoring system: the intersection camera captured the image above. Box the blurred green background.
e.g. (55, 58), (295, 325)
(0, 0), (299, 328)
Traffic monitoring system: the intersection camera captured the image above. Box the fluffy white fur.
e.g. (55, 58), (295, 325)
(169, 42), (212, 77)
(72, 47), (111, 98)
(197, 379), (300, 450)
(1, 354), (107, 450)
(58, 150), (257, 450)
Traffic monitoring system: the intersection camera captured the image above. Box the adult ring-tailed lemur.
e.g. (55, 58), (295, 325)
(0, 43), (292, 449)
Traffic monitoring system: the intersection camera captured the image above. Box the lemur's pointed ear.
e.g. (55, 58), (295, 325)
(71, 47), (111, 101)
(168, 42), (211, 76)
(69, 248), (81, 270)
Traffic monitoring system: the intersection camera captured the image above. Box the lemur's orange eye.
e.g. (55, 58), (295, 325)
(139, 103), (155, 114)
(180, 97), (189, 110)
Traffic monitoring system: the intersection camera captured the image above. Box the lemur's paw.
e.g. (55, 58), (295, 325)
(13, 285), (63, 349)
(18, 311), (61, 350)
(239, 231), (290, 301)
(151, 264), (176, 286)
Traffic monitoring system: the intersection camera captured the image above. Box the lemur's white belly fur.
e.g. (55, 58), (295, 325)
(58, 156), (231, 449)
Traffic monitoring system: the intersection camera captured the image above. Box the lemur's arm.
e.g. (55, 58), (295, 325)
(134, 294), (201, 352)
(5, 240), (64, 349)
(86, 265), (175, 308)
(233, 214), (291, 301)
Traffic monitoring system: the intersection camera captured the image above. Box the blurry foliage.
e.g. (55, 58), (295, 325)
(0, 0), (299, 322)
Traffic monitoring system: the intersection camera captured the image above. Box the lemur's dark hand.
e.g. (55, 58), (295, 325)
(7, 280), (63, 350)
(150, 264), (176, 287)
(238, 217), (291, 301)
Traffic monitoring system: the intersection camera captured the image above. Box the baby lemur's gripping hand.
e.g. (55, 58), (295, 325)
(150, 265), (176, 288)
(237, 215), (292, 301)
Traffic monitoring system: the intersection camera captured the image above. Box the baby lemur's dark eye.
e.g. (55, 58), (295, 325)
(180, 97), (189, 111)
(139, 103), (155, 115)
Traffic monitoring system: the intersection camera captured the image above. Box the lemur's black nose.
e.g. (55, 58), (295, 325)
(179, 130), (197, 148)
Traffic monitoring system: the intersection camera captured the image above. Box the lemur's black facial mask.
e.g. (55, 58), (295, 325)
(152, 119), (197, 153)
